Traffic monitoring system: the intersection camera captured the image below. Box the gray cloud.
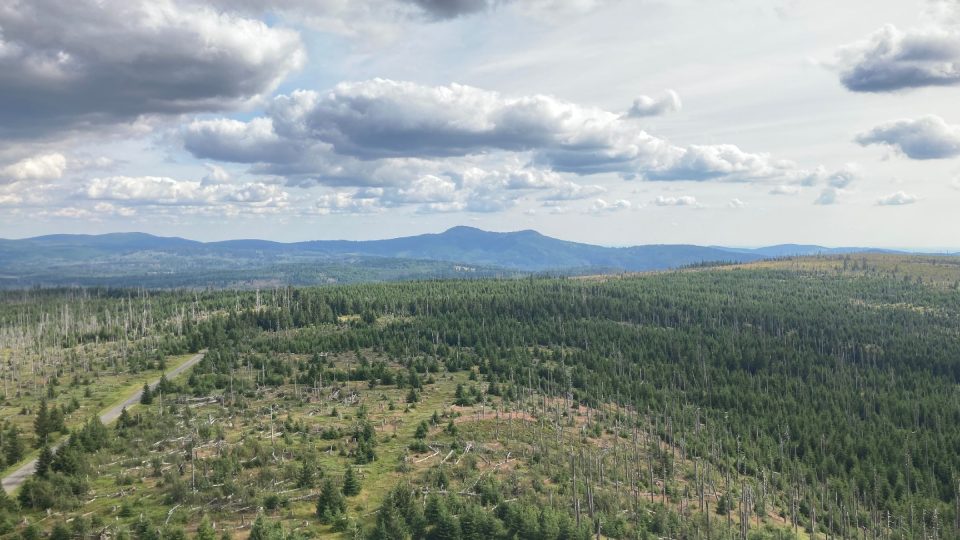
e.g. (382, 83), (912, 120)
(183, 118), (307, 164)
(625, 90), (682, 117)
(855, 115), (960, 159)
(405, 0), (496, 19)
(0, 0), (304, 140)
(185, 79), (815, 184)
(836, 23), (960, 92)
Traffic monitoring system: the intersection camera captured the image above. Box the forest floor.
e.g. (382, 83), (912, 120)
(1, 352), (205, 493)
(15, 350), (812, 539)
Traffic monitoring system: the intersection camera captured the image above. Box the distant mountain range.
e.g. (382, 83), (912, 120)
(0, 226), (927, 288)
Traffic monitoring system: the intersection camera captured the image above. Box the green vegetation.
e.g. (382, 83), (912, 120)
(0, 260), (958, 539)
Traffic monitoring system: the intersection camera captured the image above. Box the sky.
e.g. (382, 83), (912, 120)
(1, 0), (959, 248)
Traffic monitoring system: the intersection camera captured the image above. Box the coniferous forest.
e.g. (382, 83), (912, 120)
(0, 257), (958, 539)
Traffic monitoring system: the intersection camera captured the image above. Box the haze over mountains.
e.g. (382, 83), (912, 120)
(0, 226), (921, 288)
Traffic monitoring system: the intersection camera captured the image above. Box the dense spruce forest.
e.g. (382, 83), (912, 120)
(0, 256), (958, 539)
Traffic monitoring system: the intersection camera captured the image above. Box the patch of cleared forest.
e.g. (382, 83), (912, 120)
(0, 262), (958, 539)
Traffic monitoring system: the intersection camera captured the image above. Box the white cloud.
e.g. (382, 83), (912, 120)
(83, 175), (289, 208)
(380, 174), (457, 205)
(1, 153), (67, 182)
(589, 198), (632, 213)
(728, 198), (747, 208)
(826, 164), (859, 188)
(653, 195), (698, 207)
(201, 164), (232, 186)
(835, 23), (960, 92)
(314, 191), (381, 214)
(93, 202), (137, 217)
(625, 90), (682, 118)
(856, 115), (960, 159)
(876, 191), (919, 206)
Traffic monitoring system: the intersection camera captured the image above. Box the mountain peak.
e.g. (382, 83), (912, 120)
(441, 226), (485, 235)
(441, 226), (544, 238)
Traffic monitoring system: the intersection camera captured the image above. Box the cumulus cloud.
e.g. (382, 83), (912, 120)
(183, 118), (305, 164)
(625, 90), (682, 117)
(826, 164), (859, 188)
(314, 191), (381, 214)
(83, 175), (289, 209)
(835, 23), (960, 92)
(380, 174), (457, 205)
(201, 164), (232, 186)
(589, 198), (632, 213)
(185, 79), (819, 185)
(728, 198), (747, 208)
(855, 115), (960, 159)
(653, 195), (698, 207)
(876, 191), (919, 206)
(0, 0), (305, 140)
(1, 153), (67, 182)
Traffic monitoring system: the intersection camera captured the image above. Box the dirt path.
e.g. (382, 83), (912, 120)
(1, 351), (206, 494)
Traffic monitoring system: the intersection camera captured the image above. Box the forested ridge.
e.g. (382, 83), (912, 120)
(0, 261), (958, 539)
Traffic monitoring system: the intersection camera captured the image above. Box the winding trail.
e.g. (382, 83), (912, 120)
(1, 351), (205, 494)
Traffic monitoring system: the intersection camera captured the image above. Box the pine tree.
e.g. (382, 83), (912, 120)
(33, 400), (50, 447)
(35, 445), (53, 477)
(415, 421), (429, 440)
(248, 515), (268, 540)
(117, 407), (132, 429)
(195, 517), (216, 540)
(48, 407), (66, 434)
(342, 467), (361, 497)
(0, 485), (16, 512)
(297, 461), (317, 489)
(50, 523), (70, 540)
(141, 383), (153, 405)
(430, 507), (461, 540)
(315, 478), (346, 523)
(3, 425), (24, 465)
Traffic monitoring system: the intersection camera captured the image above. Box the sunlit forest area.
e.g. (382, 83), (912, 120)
(0, 256), (958, 539)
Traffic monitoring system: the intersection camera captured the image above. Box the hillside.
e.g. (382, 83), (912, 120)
(0, 258), (958, 539)
(0, 227), (913, 288)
